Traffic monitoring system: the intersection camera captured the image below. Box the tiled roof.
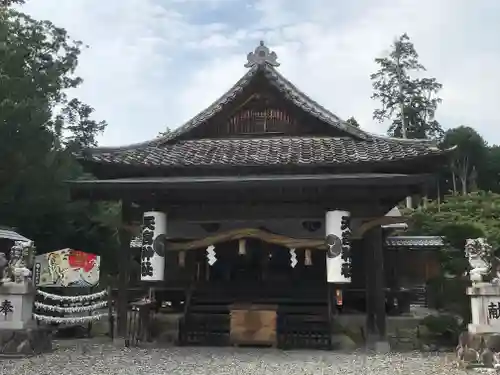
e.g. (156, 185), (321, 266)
(385, 236), (444, 248)
(84, 136), (444, 168)
(81, 42), (448, 169)
(91, 63), (371, 155)
(86, 63), (440, 156)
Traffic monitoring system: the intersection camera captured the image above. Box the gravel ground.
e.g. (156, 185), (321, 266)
(0, 339), (465, 375)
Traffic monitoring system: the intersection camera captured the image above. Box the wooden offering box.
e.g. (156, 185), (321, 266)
(230, 304), (277, 347)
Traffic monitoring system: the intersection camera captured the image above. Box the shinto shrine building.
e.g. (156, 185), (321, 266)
(70, 42), (451, 349)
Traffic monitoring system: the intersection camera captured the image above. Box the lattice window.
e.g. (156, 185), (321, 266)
(226, 107), (295, 134)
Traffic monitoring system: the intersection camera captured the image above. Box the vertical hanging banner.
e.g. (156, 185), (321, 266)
(325, 210), (351, 283)
(141, 211), (167, 281)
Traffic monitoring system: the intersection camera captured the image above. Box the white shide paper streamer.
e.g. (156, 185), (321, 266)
(36, 289), (107, 302)
(34, 300), (108, 313)
(33, 312), (109, 324)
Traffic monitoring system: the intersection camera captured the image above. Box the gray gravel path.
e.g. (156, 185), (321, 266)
(0, 340), (464, 375)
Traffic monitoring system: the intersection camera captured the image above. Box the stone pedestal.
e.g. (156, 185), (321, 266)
(0, 283), (35, 329)
(456, 283), (500, 369)
(0, 283), (52, 357)
(467, 283), (500, 334)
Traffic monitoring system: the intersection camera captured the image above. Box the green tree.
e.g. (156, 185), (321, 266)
(346, 117), (360, 128)
(57, 98), (107, 151)
(478, 145), (500, 193)
(371, 33), (443, 139)
(407, 191), (500, 251)
(405, 192), (500, 321)
(1, 0), (25, 6)
(0, 5), (78, 244)
(441, 126), (487, 195)
(0, 2), (119, 272)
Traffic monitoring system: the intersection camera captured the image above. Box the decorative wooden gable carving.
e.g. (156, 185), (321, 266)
(177, 42), (356, 140)
(226, 94), (296, 135)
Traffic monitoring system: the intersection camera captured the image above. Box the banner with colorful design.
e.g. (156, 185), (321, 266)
(33, 249), (100, 287)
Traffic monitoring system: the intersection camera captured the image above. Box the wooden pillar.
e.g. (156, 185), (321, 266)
(372, 226), (386, 339)
(117, 200), (133, 338)
(327, 282), (334, 333)
(364, 229), (376, 336)
(393, 247), (401, 290)
(391, 247), (401, 315)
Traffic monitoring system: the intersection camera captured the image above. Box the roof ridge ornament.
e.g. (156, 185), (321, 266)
(244, 41), (280, 68)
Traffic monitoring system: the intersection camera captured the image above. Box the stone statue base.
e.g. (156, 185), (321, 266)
(0, 283), (52, 357)
(0, 282), (35, 330)
(467, 283), (500, 334)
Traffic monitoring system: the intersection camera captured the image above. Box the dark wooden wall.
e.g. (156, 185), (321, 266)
(384, 248), (441, 287)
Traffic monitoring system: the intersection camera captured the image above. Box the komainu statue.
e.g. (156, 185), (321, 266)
(465, 238), (500, 284)
(0, 240), (35, 285)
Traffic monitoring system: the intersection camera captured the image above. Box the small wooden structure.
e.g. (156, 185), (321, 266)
(68, 41), (452, 349)
(230, 304), (277, 347)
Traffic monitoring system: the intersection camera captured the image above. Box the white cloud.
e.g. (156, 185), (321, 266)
(21, 0), (500, 146)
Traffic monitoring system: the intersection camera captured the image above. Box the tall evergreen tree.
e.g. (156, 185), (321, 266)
(371, 33), (443, 140)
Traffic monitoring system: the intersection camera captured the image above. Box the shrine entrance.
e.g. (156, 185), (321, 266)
(179, 238), (332, 348)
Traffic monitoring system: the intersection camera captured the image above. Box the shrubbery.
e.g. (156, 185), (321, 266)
(406, 192), (500, 342)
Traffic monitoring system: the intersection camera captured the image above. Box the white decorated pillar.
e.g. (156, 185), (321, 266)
(141, 211), (167, 281)
(325, 210), (351, 284)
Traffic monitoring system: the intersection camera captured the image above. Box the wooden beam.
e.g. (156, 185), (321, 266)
(166, 227), (326, 251)
(70, 180), (413, 214)
(157, 202), (390, 222)
(68, 173), (431, 191)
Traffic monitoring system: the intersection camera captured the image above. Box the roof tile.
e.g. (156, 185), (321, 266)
(85, 136), (443, 168)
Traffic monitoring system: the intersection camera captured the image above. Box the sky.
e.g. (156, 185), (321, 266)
(21, 0), (500, 147)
